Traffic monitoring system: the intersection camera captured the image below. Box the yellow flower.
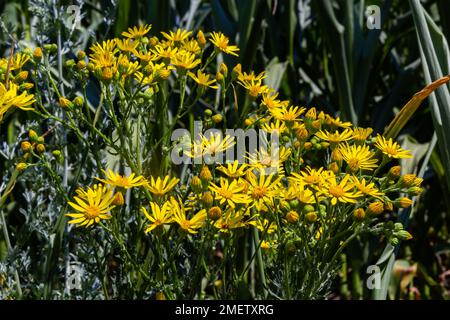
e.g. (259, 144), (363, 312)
(375, 135), (412, 159)
(171, 50), (201, 70)
(141, 201), (173, 233)
(188, 70), (218, 89)
(238, 70), (266, 82)
(260, 90), (288, 111)
(183, 39), (201, 54)
(290, 166), (330, 188)
(115, 54), (141, 78)
(146, 176), (180, 197)
(324, 115), (352, 128)
(270, 105), (306, 122)
(89, 40), (117, 73)
(339, 143), (378, 172)
(283, 180), (317, 204)
(134, 71), (155, 86)
(134, 50), (158, 62)
(209, 178), (251, 209)
(209, 32), (239, 56)
(0, 83), (35, 122)
(315, 129), (353, 145)
(90, 40), (117, 55)
(161, 28), (192, 43)
(213, 208), (250, 233)
(11, 53), (30, 70)
(352, 127), (373, 143)
(66, 184), (116, 227)
(217, 160), (249, 178)
(136, 63), (174, 86)
(249, 218), (277, 234)
(170, 197), (206, 234)
(153, 45), (178, 60)
(238, 77), (269, 98)
(247, 146), (290, 175)
(351, 176), (384, 199)
(186, 133), (235, 159)
(115, 38), (139, 53)
(320, 174), (362, 205)
(262, 119), (288, 134)
(246, 171), (281, 211)
(305, 107), (317, 120)
(260, 239), (278, 251)
(96, 169), (147, 189)
(121, 24), (152, 39)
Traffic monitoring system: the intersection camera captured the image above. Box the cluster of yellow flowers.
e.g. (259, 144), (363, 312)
(60, 25), (420, 251)
(0, 51), (35, 123)
(75, 24), (238, 92)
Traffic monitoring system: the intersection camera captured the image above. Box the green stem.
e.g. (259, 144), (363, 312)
(0, 170), (22, 298)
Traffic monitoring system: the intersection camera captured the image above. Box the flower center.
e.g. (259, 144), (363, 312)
(304, 175), (320, 185)
(249, 85), (260, 97)
(283, 113), (297, 121)
(384, 146), (397, 156)
(219, 189), (234, 199)
(218, 40), (229, 50)
(347, 158), (360, 172)
(252, 186), (268, 199)
(180, 220), (191, 230)
(329, 185), (345, 198)
(116, 176), (130, 186)
(85, 206), (101, 218)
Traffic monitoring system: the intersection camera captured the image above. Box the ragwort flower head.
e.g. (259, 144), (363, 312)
(209, 32), (239, 56)
(66, 184), (116, 227)
(375, 135), (412, 159)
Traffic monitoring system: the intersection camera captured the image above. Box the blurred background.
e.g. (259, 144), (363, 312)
(1, 0), (449, 299)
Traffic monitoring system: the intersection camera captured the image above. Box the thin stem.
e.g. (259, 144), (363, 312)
(0, 170), (23, 297)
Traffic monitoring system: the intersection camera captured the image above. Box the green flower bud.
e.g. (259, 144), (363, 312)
(303, 204), (315, 213)
(396, 230), (413, 241)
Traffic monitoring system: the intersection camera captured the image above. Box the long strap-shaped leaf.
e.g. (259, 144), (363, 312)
(383, 74), (450, 139)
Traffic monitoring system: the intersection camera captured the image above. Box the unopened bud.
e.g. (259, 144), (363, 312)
(387, 166), (401, 180)
(16, 162), (28, 172)
(305, 211), (318, 223)
(36, 144), (46, 153)
(353, 208), (365, 221)
(367, 201), (384, 215)
(33, 47), (43, 61)
(286, 210), (299, 224)
(197, 30), (206, 46)
(77, 51), (86, 60)
(112, 192), (125, 206)
(212, 114), (223, 124)
(190, 176), (203, 193)
(395, 197), (413, 208)
(21, 141), (32, 152)
(208, 206), (222, 220)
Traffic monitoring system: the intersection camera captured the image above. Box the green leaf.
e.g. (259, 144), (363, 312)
(264, 58), (288, 91)
(114, 0), (131, 37)
(372, 245), (395, 300)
